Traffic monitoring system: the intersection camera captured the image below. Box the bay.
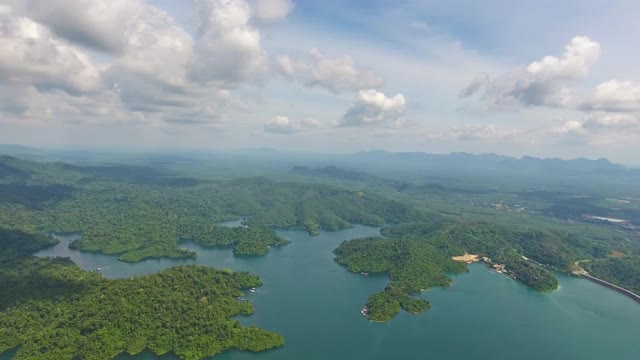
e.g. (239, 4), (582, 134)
(9, 223), (639, 360)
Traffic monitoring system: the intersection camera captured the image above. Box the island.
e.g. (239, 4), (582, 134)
(0, 229), (284, 360)
(334, 221), (560, 322)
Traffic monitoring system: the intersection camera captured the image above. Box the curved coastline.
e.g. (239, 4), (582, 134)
(580, 274), (640, 304)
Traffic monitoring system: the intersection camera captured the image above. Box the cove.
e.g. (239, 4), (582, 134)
(10, 224), (640, 360)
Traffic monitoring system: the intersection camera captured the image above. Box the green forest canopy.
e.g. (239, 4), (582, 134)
(0, 156), (420, 262)
(1, 155), (639, 325)
(333, 221), (564, 322)
(0, 229), (284, 360)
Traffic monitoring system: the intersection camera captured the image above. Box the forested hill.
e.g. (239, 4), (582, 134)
(0, 156), (421, 262)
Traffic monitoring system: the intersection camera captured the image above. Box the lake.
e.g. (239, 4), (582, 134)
(11, 223), (640, 360)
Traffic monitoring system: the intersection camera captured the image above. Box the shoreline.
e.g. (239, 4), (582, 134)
(579, 274), (640, 304)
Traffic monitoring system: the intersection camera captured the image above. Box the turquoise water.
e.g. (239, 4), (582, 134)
(11, 224), (640, 359)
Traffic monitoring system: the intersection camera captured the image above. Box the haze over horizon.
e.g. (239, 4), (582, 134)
(1, 0), (639, 163)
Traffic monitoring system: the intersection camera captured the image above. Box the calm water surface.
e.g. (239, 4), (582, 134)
(12, 223), (640, 360)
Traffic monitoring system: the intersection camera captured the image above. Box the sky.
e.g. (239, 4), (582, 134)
(0, 0), (639, 163)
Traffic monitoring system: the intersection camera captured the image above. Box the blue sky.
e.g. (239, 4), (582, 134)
(1, 0), (639, 163)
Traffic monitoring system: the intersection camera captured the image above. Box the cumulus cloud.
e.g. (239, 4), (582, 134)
(428, 117), (639, 148)
(583, 112), (640, 129)
(276, 49), (384, 93)
(193, 0), (268, 83)
(0, 0), (294, 127)
(462, 36), (601, 109)
(340, 89), (406, 127)
(7, 0), (144, 54)
(250, 0), (294, 23)
(547, 112), (640, 147)
(112, 7), (193, 87)
(0, 13), (102, 95)
(264, 115), (320, 134)
(449, 124), (523, 141)
(0, 82), (141, 126)
(305, 49), (383, 92)
(550, 120), (588, 136)
(580, 80), (640, 113)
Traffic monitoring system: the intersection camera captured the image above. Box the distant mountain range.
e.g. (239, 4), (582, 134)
(0, 144), (44, 156)
(0, 144), (632, 176)
(348, 150), (627, 175)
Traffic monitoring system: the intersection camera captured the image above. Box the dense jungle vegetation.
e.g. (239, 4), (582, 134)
(0, 156), (416, 262)
(582, 257), (640, 295)
(0, 228), (284, 360)
(334, 221), (569, 321)
(333, 236), (465, 321)
(1, 153), (639, 334)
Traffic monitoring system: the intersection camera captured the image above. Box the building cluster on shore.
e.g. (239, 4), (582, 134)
(492, 263), (506, 273)
(481, 257), (516, 280)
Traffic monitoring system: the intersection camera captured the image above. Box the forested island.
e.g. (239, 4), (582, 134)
(0, 228), (284, 360)
(334, 237), (465, 321)
(334, 221), (565, 321)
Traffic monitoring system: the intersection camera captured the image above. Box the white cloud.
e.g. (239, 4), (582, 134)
(112, 6), (193, 87)
(0, 13), (102, 95)
(550, 120), (588, 136)
(0, 0), (296, 126)
(264, 115), (320, 134)
(7, 0), (140, 53)
(526, 36), (600, 80)
(275, 54), (295, 76)
(305, 49), (384, 93)
(277, 49), (384, 93)
(462, 36), (601, 109)
(0, 83), (140, 126)
(580, 80), (640, 113)
(250, 0), (294, 23)
(449, 124), (523, 141)
(193, 0), (268, 83)
(340, 89), (406, 127)
(547, 113), (640, 147)
(426, 116), (639, 149)
(583, 112), (639, 130)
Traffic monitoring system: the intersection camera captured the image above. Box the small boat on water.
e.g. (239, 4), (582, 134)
(249, 288), (256, 293)
(96, 267), (102, 272)
(360, 307), (368, 316)
(361, 272), (369, 276)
